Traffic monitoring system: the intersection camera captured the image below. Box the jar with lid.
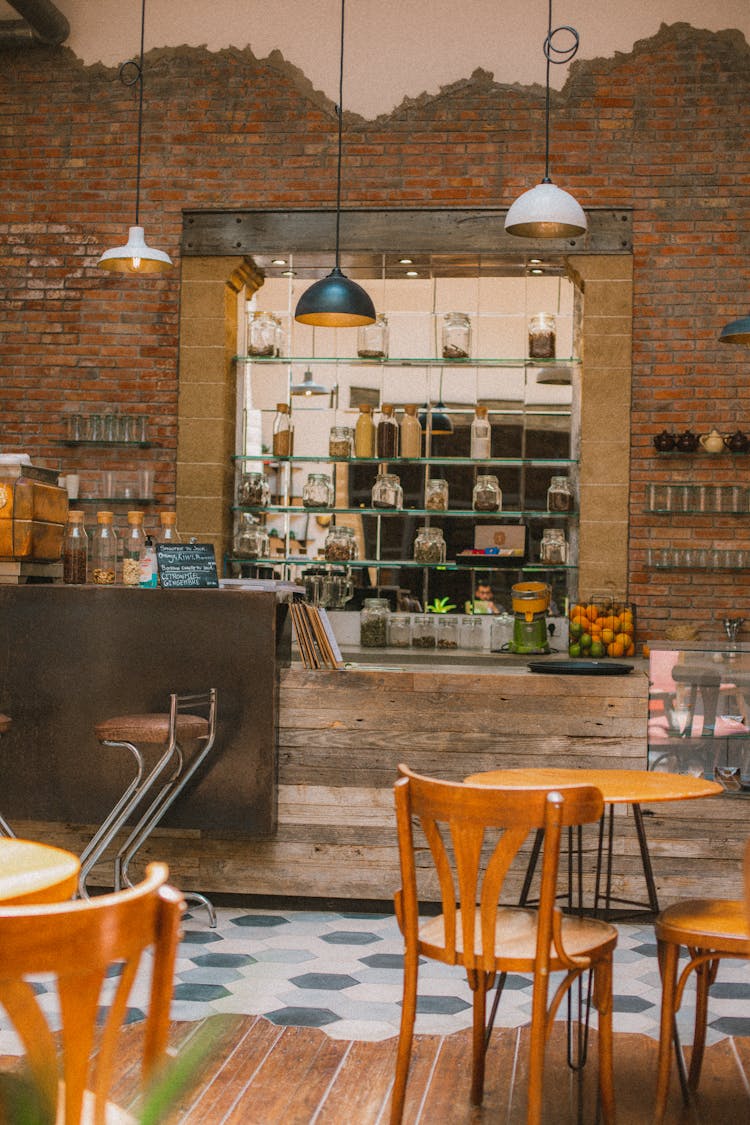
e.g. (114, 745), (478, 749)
(528, 312), (556, 359)
(539, 527), (568, 565)
(122, 510), (146, 586)
(272, 403), (294, 456)
(91, 511), (118, 584)
(376, 403), (399, 458)
(442, 312), (471, 359)
(399, 404), (422, 458)
(547, 475), (573, 512)
(238, 471), (270, 507)
(302, 472), (334, 509)
(354, 403), (375, 457)
(62, 510), (88, 585)
(324, 525), (358, 561)
(388, 612), (412, 648)
(425, 478), (449, 511)
(157, 511), (181, 543)
(357, 312), (389, 358)
(372, 472), (403, 510)
(461, 614), (488, 650)
(436, 616), (459, 649)
(329, 425), (353, 459)
(235, 513), (269, 558)
(360, 598), (389, 647)
(470, 405), (492, 459)
(413, 526), (446, 564)
(247, 310), (282, 356)
(411, 613), (437, 649)
(472, 474), (502, 512)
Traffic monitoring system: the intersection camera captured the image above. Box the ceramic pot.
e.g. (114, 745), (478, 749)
(700, 428), (725, 454)
(675, 429), (699, 453)
(653, 430), (676, 452)
(724, 430), (749, 453)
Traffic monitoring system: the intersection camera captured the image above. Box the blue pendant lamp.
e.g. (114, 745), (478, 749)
(97, 0), (172, 274)
(719, 316), (750, 346)
(294, 0), (375, 327)
(505, 0), (587, 239)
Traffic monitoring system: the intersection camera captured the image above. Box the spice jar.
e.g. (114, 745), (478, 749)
(360, 597), (390, 647)
(425, 478), (449, 511)
(372, 472), (403, 510)
(302, 472), (334, 509)
(62, 510), (88, 584)
(376, 403), (399, 458)
(357, 312), (389, 358)
(413, 526), (446, 564)
(388, 612), (412, 648)
(122, 510), (146, 586)
(235, 513), (269, 558)
(539, 527), (568, 565)
(91, 510), (118, 584)
(411, 613), (437, 649)
(329, 425), (353, 459)
(472, 474), (502, 512)
(470, 405), (492, 459)
(461, 615), (487, 650)
(528, 312), (556, 359)
(442, 311), (471, 359)
(238, 471), (270, 507)
(547, 475), (573, 512)
(354, 403), (375, 457)
(324, 525), (358, 561)
(247, 310), (282, 356)
(399, 403), (422, 459)
(272, 403), (294, 456)
(436, 616), (459, 649)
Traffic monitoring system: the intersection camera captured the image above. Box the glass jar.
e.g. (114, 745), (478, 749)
(234, 513), (269, 558)
(442, 311), (471, 359)
(158, 511), (181, 543)
(324, 525), (358, 561)
(528, 312), (556, 359)
(372, 472), (403, 510)
(122, 510), (145, 586)
(413, 526), (446, 563)
(436, 616), (459, 649)
(272, 403), (294, 456)
(411, 613), (437, 649)
(388, 612), (412, 648)
(91, 510), (118, 584)
(472, 474), (502, 512)
(461, 614), (487, 650)
(238, 471), (270, 507)
(490, 612), (515, 652)
(247, 310), (281, 356)
(547, 475), (573, 512)
(354, 403), (375, 457)
(540, 527), (568, 565)
(329, 425), (354, 459)
(376, 403), (399, 458)
(62, 510), (88, 584)
(357, 312), (389, 358)
(399, 404), (422, 458)
(302, 472), (334, 509)
(425, 478), (449, 511)
(470, 406), (492, 459)
(360, 597), (390, 647)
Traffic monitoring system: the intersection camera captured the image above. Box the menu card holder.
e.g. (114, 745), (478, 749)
(291, 601), (343, 670)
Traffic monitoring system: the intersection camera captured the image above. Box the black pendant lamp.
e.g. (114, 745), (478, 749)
(294, 0), (375, 327)
(504, 0), (586, 239)
(97, 0), (172, 274)
(719, 315), (750, 346)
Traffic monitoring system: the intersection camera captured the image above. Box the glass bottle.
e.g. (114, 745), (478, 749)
(302, 472), (334, 508)
(470, 405), (492, 459)
(138, 534), (158, 588)
(540, 527), (568, 565)
(247, 310), (281, 356)
(547, 475), (573, 512)
(357, 312), (389, 358)
(122, 510), (145, 586)
(158, 511), (181, 543)
(399, 403), (422, 458)
(425, 478), (449, 511)
(442, 312), (471, 359)
(528, 312), (556, 359)
(324, 525), (358, 561)
(238, 471), (270, 507)
(354, 403), (375, 457)
(472, 474), (502, 512)
(413, 526), (446, 563)
(372, 472), (403, 510)
(329, 425), (354, 459)
(360, 597), (390, 647)
(376, 403), (399, 458)
(62, 510), (88, 584)
(90, 510), (118, 584)
(272, 403), (294, 456)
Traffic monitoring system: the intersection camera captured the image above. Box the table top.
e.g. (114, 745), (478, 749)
(0, 838), (80, 906)
(463, 767), (723, 805)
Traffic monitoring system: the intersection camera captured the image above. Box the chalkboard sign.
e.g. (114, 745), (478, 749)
(156, 543), (219, 588)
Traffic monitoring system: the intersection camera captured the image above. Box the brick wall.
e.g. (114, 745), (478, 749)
(2, 23), (749, 639)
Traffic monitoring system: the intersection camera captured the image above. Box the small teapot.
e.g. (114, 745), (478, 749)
(724, 429), (749, 453)
(675, 429), (699, 453)
(699, 428), (725, 454)
(653, 429), (676, 452)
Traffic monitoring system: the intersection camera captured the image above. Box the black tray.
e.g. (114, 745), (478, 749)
(528, 659), (634, 676)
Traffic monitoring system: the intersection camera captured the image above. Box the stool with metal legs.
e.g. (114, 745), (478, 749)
(78, 689), (218, 926)
(0, 714), (15, 837)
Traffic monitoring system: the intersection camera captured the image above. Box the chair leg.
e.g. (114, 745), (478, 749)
(469, 974), (489, 1106)
(655, 938), (680, 1124)
(526, 972), (551, 1125)
(593, 956), (615, 1125)
(390, 945), (419, 1125)
(687, 955), (716, 1091)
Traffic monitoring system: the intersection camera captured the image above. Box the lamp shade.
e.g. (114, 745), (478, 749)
(504, 181), (587, 239)
(719, 315), (750, 346)
(294, 268), (376, 327)
(97, 225), (172, 274)
(418, 403), (454, 435)
(291, 368), (327, 396)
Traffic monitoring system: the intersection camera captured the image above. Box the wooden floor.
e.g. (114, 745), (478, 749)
(83, 1016), (750, 1123)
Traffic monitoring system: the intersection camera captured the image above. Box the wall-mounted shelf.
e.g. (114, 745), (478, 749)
(234, 454), (576, 466)
(235, 354), (581, 368)
(234, 505), (577, 519)
(225, 555), (578, 572)
(59, 440), (155, 449)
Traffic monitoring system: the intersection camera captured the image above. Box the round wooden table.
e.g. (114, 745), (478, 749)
(464, 768), (723, 918)
(0, 838), (80, 906)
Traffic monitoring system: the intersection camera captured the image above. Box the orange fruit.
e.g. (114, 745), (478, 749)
(570, 604), (586, 620)
(642, 643), (651, 657)
(585, 604), (599, 622)
(615, 632), (631, 649)
(601, 628), (615, 646)
(607, 639), (627, 657)
(620, 620), (635, 636)
(625, 642), (636, 657)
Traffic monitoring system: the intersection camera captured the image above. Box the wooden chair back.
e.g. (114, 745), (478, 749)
(0, 863), (183, 1124)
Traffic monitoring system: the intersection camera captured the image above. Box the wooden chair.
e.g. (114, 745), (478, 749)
(654, 870), (750, 1122)
(390, 764), (618, 1125)
(0, 862), (184, 1124)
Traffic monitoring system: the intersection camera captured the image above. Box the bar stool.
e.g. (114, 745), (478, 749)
(78, 689), (218, 925)
(0, 714), (15, 837)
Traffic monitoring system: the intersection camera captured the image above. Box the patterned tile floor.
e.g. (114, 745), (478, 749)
(1, 908), (749, 1055)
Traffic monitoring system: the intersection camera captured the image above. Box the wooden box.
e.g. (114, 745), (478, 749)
(0, 467), (68, 561)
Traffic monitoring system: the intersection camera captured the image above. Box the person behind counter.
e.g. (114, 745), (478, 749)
(465, 579), (500, 615)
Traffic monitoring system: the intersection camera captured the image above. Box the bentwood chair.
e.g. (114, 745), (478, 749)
(390, 765), (618, 1125)
(0, 862), (183, 1125)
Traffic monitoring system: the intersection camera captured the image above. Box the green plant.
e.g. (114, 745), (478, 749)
(426, 597), (456, 614)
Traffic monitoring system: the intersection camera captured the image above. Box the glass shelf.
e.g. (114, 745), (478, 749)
(226, 555), (578, 571)
(234, 505), (577, 519)
(75, 497), (154, 505)
(58, 440), (154, 449)
(235, 355), (580, 368)
(233, 454), (576, 465)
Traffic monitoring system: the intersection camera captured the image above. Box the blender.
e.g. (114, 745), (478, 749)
(509, 581), (551, 654)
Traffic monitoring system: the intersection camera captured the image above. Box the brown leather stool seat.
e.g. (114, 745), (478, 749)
(0, 715), (14, 837)
(0, 714), (11, 735)
(94, 712), (208, 745)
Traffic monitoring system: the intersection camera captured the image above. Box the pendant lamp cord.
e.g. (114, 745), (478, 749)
(542, 0), (579, 184)
(333, 0), (346, 270)
(119, 0), (147, 227)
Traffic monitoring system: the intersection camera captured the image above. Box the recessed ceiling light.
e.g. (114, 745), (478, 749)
(399, 257), (413, 265)
(282, 269), (296, 277)
(529, 258), (543, 265)
(405, 270), (419, 277)
(530, 268), (544, 275)
(272, 258), (287, 266)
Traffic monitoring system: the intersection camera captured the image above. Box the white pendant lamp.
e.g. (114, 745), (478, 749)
(290, 368), (328, 396)
(505, 1), (587, 240)
(97, 0), (172, 274)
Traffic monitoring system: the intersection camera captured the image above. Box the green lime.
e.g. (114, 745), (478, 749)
(568, 643), (581, 658)
(580, 632), (592, 649)
(590, 641), (605, 658)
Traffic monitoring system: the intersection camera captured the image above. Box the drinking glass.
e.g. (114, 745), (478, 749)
(137, 469), (154, 499)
